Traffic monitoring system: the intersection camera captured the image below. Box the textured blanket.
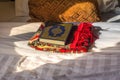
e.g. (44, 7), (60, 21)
(1, 53), (120, 80)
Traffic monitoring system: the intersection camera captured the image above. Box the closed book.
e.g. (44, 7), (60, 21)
(39, 23), (73, 45)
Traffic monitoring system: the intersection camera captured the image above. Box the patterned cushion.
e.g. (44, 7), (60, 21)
(28, 0), (100, 22)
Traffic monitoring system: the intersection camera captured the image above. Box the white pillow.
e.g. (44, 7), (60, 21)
(15, 0), (29, 16)
(97, 0), (118, 13)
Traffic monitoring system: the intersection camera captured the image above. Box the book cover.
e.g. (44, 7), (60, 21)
(39, 23), (73, 45)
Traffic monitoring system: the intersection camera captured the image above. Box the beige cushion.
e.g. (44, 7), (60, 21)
(28, 0), (100, 22)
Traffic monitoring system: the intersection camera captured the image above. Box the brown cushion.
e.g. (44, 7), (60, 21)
(28, 0), (100, 22)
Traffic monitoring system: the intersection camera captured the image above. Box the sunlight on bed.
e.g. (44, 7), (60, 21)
(13, 40), (86, 72)
(15, 50), (86, 72)
(9, 22), (44, 36)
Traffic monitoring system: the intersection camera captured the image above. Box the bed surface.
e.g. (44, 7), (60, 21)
(0, 22), (120, 80)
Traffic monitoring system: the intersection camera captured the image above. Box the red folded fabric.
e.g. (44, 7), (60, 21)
(70, 23), (94, 52)
(59, 23), (97, 53)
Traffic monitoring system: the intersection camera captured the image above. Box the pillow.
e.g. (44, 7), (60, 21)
(97, 0), (118, 13)
(15, 0), (29, 16)
(28, 0), (100, 22)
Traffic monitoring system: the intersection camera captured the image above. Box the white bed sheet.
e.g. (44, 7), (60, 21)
(93, 22), (120, 52)
(0, 22), (120, 80)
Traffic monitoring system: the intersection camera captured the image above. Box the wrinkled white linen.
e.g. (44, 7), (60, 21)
(93, 22), (120, 52)
(0, 22), (120, 80)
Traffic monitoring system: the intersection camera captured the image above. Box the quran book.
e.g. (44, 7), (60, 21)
(39, 23), (73, 45)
